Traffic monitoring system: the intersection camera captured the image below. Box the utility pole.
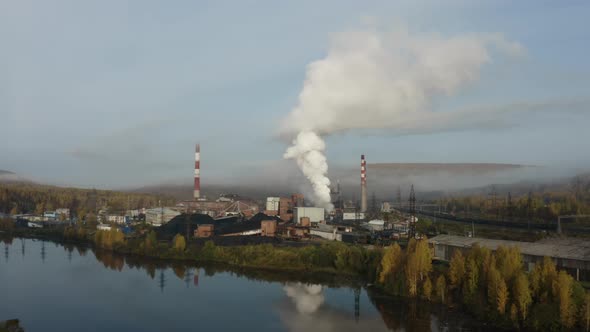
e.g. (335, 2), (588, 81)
(408, 185), (416, 239)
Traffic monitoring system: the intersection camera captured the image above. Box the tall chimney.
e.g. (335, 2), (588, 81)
(194, 144), (201, 200)
(361, 154), (367, 213)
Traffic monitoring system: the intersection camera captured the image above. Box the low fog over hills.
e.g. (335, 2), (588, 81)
(130, 162), (584, 202)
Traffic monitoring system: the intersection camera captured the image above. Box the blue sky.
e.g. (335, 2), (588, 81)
(1, 0), (589, 189)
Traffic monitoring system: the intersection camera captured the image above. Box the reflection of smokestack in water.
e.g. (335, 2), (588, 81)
(361, 155), (367, 213)
(194, 144), (200, 200)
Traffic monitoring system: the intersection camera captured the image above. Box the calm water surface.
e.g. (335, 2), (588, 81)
(0, 237), (485, 331)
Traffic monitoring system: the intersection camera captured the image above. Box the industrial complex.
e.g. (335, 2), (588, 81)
(7, 142), (590, 283)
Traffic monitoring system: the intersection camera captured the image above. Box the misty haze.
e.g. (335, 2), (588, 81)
(2, 1), (590, 332)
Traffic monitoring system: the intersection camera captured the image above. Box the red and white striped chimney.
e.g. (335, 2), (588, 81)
(361, 154), (367, 213)
(194, 144), (201, 200)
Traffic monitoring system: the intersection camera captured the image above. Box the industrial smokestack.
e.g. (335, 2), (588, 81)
(194, 144), (200, 200)
(361, 154), (367, 213)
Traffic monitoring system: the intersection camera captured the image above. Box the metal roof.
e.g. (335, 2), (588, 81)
(429, 234), (590, 262)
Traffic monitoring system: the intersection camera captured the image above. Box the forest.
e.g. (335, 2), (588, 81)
(433, 175), (590, 223)
(0, 183), (175, 219)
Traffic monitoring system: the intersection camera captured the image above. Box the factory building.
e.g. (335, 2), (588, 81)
(266, 197), (280, 211)
(293, 207), (324, 225)
(279, 197), (292, 221)
(291, 194), (304, 207)
(261, 220), (277, 237)
(365, 219), (386, 232)
(145, 208), (181, 227)
(342, 212), (365, 221)
(106, 215), (126, 224)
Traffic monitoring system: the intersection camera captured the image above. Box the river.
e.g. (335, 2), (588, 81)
(0, 237), (488, 331)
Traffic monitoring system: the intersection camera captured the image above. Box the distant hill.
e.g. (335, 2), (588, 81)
(368, 163), (529, 175)
(0, 170), (32, 184)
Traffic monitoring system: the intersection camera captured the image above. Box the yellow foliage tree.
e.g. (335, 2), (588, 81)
(379, 243), (403, 284)
(581, 292), (590, 332)
(496, 278), (509, 315)
(553, 271), (575, 328)
(513, 272), (532, 321)
(435, 275), (446, 303)
(448, 250), (465, 289)
(405, 253), (419, 297)
(173, 234), (186, 252)
(422, 276), (432, 300)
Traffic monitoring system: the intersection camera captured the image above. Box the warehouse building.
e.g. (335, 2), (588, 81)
(293, 207), (324, 225)
(145, 208), (181, 227)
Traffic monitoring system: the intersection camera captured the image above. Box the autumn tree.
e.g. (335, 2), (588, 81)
(513, 272), (532, 321)
(414, 239), (432, 282)
(496, 278), (509, 315)
(422, 276), (432, 300)
(379, 244), (403, 284)
(553, 271), (576, 328)
(487, 264), (501, 309)
(495, 246), (522, 283)
(530, 256), (557, 303)
(435, 275), (446, 303)
(463, 256), (479, 304)
(448, 250), (465, 289)
(581, 292), (590, 332)
(405, 253), (419, 297)
(173, 234), (186, 252)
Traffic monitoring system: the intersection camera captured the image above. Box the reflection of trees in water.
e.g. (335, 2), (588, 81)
(365, 288), (433, 331)
(40, 240), (46, 263)
(64, 244), (75, 262)
(158, 270), (166, 293)
(93, 249), (125, 271)
(1, 237), (12, 261)
(365, 287), (485, 332)
(172, 264), (186, 281)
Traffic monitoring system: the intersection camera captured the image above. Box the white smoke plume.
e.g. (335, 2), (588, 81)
(284, 131), (334, 211)
(282, 26), (524, 209)
(283, 283), (325, 314)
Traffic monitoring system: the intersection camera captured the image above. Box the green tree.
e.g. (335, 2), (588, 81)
(145, 230), (158, 253)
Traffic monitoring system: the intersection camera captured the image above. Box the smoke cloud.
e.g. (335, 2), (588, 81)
(282, 27), (523, 208)
(283, 283), (325, 314)
(284, 131), (334, 211)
